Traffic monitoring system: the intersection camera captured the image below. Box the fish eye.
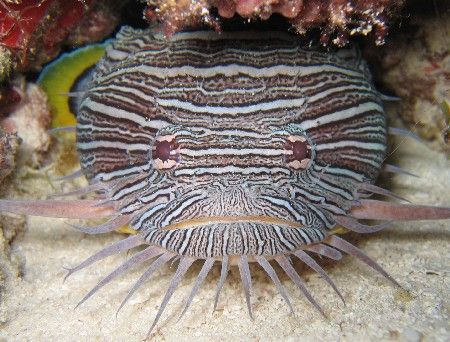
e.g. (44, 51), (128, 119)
(152, 135), (180, 170)
(284, 135), (312, 170)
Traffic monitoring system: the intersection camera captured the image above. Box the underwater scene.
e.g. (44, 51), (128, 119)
(0, 0), (449, 341)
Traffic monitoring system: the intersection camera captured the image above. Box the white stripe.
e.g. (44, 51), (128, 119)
(342, 125), (386, 135)
(273, 226), (295, 249)
(82, 98), (169, 130)
(178, 228), (194, 254)
(317, 166), (365, 181)
(307, 84), (370, 103)
(310, 177), (353, 200)
(98, 82), (268, 97)
(293, 228), (312, 244)
(77, 140), (149, 152)
(101, 63), (362, 81)
(316, 140), (385, 151)
(155, 97), (306, 115)
(136, 203), (167, 227)
(96, 69), (362, 102)
(292, 187), (325, 203)
(306, 203), (333, 227)
(260, 196), (305, 222)
(340, 154), (382, 168)
(161, 230), (175, 247)
(95, 164), (148, 182)
(207, 225), (215, 256)
(299, 101), (383, 130)
(105, 48), (128, 61)
(186, 128), (266, 139)
(133, 46), (302, 60)
(140, 187), (173, 203)
(112, 179), (148, 200)
(179, 147), (284, 157)
(162, 193), (207, 226)
(174, 166), (290, 177)
(77, 123), (152, 139)
(103, 89), (153, 107)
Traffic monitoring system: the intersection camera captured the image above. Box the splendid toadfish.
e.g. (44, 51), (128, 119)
(1, 28), (449, 337)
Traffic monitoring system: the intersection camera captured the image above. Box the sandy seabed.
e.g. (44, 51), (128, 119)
(0, 133), (449, 341)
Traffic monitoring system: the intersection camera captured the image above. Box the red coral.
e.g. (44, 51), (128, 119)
(0, 0), (117, 71)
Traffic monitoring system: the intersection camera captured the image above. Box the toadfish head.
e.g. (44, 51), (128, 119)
(75, 29), (388, 259)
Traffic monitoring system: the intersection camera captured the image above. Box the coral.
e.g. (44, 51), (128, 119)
(0, 82), (21, 116)
(65, 0), (119, 46)
(0, 45), (14, 83)
(144, 0), (220, 37)
(373, 13), (450, 151)
(1, 80), (51, 166)
(144, 0), (405, 45)
(0, 128), (19, 184)
(0, 0), (119, 71)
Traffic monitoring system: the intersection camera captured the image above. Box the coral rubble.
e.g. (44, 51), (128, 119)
(1, 81), (51, 166)
(374, 13), (450, 151)
(0, 128), (18, 185)
(144, 0), (405, 45)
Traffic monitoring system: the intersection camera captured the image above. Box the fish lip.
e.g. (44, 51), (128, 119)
(161, 215), (303, 231)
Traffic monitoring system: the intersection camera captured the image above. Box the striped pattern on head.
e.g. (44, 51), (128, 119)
(76, 28), (387, 258)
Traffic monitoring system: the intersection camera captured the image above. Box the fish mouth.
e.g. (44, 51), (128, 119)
(161, 215), (303, 231)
